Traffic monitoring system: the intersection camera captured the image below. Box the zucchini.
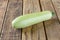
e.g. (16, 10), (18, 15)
(12, 11), (54, 28)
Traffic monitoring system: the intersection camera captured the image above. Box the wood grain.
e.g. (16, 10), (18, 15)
(1, 0), (22, 40)
(40, 0), (60, 40)
(0, 0), (8, 34)
(22, 0), (46, 40)
(52, 0), (60, 22)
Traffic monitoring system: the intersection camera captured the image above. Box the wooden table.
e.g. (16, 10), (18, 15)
(0, 0), (60, 40)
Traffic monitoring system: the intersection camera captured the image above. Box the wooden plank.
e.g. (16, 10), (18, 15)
(1, 0), (22, 40)
(22, 0), (46, 40)
(52, 0), (60, 21)
(40, 0), (60, 40)
(0, 0), (8, 34)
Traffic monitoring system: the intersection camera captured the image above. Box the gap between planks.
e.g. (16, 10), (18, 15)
(0, 0), (8, 37)
(39, 0), (48, 40)
(0, 0), (9, 37)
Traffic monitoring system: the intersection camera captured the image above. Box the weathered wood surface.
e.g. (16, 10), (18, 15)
(0, 0), (60, 40)
(1, 0), (22, 40)
(22, 0), (46, 40)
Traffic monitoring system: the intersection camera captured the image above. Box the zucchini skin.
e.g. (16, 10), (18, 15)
(12, 11), (54, 28)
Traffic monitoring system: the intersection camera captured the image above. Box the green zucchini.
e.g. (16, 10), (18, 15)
(12, 11), (54, 28)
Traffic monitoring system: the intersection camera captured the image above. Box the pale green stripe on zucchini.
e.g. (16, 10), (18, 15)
(12, 11), (54, 28)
